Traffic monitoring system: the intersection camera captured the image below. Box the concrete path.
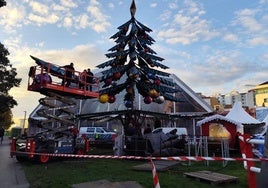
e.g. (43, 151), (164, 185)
(0, 136), (29, 188)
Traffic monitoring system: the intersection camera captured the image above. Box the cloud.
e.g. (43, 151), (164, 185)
(60, 0), (77, 8)
(63, 17), (73, 28)
(8, 43), (107, 118)
(1, 0), (111, 35)
(108, 3), (115, 9)
(29, 1), (49, 15)
(28, 13), (59, 25)
(86, 0), (111, 32)
(234, 9), (262, 32)
(157, 0), (219, 45)
(168, 3), (178, 9)
(150, 3), (157, 8)
(231, 5), (268, 48)
(159, 10), (172, 21)
(0, 4), (25, 33)
(248, 36), (268, 46)
(222, 33), (239, 43)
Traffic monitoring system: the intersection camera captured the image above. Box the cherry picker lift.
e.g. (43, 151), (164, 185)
(10, 55), (100, 163)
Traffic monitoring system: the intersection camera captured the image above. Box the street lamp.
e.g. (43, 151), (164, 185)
(23, 111), (27, 130)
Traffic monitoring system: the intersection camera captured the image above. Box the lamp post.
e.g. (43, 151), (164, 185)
(23, 111), (27, 130)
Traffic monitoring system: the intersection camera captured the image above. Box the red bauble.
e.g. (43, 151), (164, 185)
(105, 78), (112, 85)
(113, 72), (121, 79)
(154, 79), (161, 85)
(144, 96), (152, 104)
(108, 95), (116, 103)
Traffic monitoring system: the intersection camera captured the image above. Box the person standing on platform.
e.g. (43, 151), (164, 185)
(61, 62), (75, 87)
(79, 69), (88, 89)
(86, 68), (93, 91)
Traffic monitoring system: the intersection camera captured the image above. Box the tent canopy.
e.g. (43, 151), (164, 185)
(226, 101), (262, 125)
(196, 114), (242, 128)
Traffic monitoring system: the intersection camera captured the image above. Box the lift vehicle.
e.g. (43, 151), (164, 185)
(10, 55), (100, 163)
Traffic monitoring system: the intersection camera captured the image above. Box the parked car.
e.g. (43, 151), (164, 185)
(79, 127), (117, 144)
(9, 127), (22, 139)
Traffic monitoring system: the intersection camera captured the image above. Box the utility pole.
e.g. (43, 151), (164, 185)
(23, 111), (27, 130)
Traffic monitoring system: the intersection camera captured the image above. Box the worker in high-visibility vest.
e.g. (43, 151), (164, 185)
(95, 134), (99, 140)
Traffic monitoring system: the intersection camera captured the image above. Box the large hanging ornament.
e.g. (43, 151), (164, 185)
(124, 100), (133, 108)
(105, 78), (112, 86)
(148, 89), (160, 98)
(144, 96), (152, 104)
(147, 73), (155, 79)
(108, 95), (116, 103)
(99, 94), (109, 103)
(113, 72), (121, 79)
(128, 66), (139, 79)
(154, 79), (161, 85)
(154, 96), (165, 104)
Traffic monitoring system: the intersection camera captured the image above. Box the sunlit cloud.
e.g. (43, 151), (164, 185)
(1, 0), (268, 118)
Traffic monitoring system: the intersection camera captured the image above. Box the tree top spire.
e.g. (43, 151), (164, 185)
(130, 0), (136, 17)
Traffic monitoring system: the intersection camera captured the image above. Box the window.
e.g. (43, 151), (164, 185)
(86, 128), (95, 133)
(96, 128), (104, 133)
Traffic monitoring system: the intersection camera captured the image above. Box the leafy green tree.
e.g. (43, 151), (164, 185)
(0, 109), (13, 129)
(0, 0), (6, 8)
(0, 43), (21, 128)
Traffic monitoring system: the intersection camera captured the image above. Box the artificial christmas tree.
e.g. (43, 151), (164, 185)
(97, 0), (181, 110)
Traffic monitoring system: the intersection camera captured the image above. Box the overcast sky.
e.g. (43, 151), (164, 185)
(1, 0), (268, 118)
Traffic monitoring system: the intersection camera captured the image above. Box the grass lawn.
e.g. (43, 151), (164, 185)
(21, 147), (253, 188)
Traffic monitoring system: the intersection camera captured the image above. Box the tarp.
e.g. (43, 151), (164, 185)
(262, 114), (268, 125)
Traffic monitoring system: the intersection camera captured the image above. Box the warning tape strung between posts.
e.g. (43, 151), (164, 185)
(13, 151), (268, 162)
(150, 157), (160, 188)
(14, 151), (268, 188)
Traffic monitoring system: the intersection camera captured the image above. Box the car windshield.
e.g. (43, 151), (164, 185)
(103, 127), (115, 132)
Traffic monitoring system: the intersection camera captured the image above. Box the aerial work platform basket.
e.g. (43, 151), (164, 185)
(28, 55), (100, 99)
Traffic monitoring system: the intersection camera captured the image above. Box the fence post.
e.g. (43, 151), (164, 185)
(238, 133), (256, 188)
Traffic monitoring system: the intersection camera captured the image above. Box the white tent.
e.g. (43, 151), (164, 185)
(226, 101), (264, 135)
(226, 101), (262, 124)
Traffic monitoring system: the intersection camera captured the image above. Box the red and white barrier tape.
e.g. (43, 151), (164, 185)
(11, 151), (268, 162)
(150, 157), (160, 188)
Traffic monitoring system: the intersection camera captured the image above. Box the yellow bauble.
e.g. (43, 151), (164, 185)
(99, 94), (109, 103)
(148, 89), (160, 98)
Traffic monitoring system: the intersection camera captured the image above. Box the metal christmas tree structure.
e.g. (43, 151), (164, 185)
(97, 0), (181, 109)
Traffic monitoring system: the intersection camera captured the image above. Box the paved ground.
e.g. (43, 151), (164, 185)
(0, 136), (143, 188)
(0, 136), (29, 188)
